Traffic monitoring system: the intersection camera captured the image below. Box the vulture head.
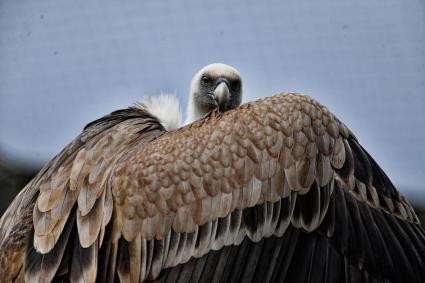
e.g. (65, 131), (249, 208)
(186, 63), (242, 123)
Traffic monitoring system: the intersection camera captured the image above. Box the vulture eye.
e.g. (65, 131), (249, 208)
(231, 80), (241, 92)
(201, 75), (211, 86)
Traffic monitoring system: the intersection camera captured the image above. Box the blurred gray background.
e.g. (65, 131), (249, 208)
(1, 0), (424, 214)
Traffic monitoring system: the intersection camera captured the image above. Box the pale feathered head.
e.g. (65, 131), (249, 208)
(187, 63), (242, 123)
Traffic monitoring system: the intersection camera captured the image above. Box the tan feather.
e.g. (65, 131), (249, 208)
(354, 179), (368, 202)
(37, 175), (68, 212)
(164, 232), (180, 268)
(69, 149), (87, 191)
(263, 201), (275, 237)
(255, 152), (271, 180)
(141, 215), (160, 240)
(240, 182), (253, 209)
(268, 179), (282, 203)
(26, 210), (74, 283)
(297, 158), (316, 190)
(209, 193), (222, 222)
(193, 222), (212, 258)
(395, 201), (408, 220)
(211, 214), (231, 250)
(33, 206), (56, 238)
(330, 137), (346, 169)
(366, 185), (380, 209)
(77, 177), (102, 217)
(336, 139), (355, 181)
(122, 217), (142, 242)
(235, 158), (254, 184)
(274, 193), (297, 237)
(405, 204), (415, 222)
(284, 164), (298, 191)
(179, 230), (198, 265)
(34, 189), (78, 253)
(268, 131), (284, 157)
(247, 143), (263, 163)
(149, 238), (167, 280)
(198, 196), (213, 225)
(230, 187), (242, 211)
(88, 158), (107, 185)
(247, 177), (263, 207)
(382, 195), (395, 213)
(173, 233), (188, 267)
(138, 238), (148, 281)
(225, 209), (243, 245)
(207, 219), (219, 251)
(99, 182), (114, 246)
(280, 145), (295, 169)
(38, 177), (52, 194)
(326, 120), (340, 139)
(315, 154), (332, 187)
(128, 237), (141, 283)
(265, 201), (281, 238)
(316, 133), (333, 156)
(202, 174), (220, 196)
(173, 206), (196, 234)
(271, 168), (286, 197)
(77, 187), (105, 248)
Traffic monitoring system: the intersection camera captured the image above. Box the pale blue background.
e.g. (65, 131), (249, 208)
(0, 0), (424, 201)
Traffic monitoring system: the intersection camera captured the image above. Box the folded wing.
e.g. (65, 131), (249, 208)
(0, 93), (423, 283)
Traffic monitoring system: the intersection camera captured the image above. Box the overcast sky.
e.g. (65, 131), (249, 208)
(0, 0), (424, 200)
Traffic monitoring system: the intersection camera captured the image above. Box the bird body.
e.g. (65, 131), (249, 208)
(0, 93), (424, 283)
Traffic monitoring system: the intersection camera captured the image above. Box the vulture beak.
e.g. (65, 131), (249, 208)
(213, 81), (230, 110)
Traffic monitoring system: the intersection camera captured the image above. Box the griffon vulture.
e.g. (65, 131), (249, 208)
(0, 92), (424, 283)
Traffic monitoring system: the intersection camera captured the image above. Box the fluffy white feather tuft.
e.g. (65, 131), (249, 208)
(142, 94), (182, 131)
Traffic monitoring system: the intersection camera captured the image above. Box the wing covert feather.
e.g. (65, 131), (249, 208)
(109, 93), (423, 281)
(1, 92), (424, 283)
(113, 93), (417, 242)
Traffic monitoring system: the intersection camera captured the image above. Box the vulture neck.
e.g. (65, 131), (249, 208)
(185, 94), (206, 125)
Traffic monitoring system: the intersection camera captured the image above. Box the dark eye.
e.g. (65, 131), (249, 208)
(231, 80), (241, 91)
(201, 75), (211, 86)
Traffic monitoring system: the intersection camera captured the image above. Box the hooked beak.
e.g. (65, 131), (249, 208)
(213, 82), (230, 110)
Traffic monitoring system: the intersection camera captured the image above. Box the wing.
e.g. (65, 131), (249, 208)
(111, 93), (425, 282)
(0, 106), (165, 283)
(0, 92), (424, 283)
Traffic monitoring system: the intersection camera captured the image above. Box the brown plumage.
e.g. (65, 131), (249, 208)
(0, 93), (424, 283)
